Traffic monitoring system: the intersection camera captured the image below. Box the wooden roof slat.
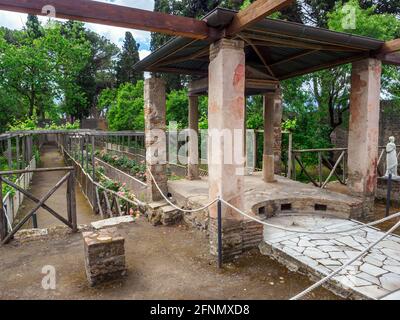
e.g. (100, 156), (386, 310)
(237, 35), (276, 78)
(269, 49), (319, 67)
(158, 46), (210, 67)
(0, 0), (217, 39)
(280, 53), (369, 80)
(240, 32), (361, 52)
(226, 0), (293, 36)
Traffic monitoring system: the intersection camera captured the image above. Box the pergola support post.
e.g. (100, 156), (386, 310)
(144, 78), (168, 202)
(187, 93), (200, 180)
(347, 58), (382, 219)
(208, 38), (263, 262)
(263, 93), (277, 182)
(263, 88), (282, 182)
(273, 89), (283, 175)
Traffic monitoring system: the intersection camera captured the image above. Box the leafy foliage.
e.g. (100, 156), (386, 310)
(107, 81), (145, 131)
(96, 150), (146, 182)
(116, 32), (143, 86)
(166, 89), (189, 127)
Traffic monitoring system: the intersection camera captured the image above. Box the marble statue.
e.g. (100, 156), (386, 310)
(385, 136), (398, 178)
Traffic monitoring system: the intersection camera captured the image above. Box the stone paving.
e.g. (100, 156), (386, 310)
(260, 214), (400, 300)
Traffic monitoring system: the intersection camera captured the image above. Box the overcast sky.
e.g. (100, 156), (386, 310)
(0, 0), (155, 60)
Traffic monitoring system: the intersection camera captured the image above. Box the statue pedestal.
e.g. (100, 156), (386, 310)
(376, 176), (400, 205)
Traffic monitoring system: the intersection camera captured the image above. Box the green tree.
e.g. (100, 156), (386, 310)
(43, 22), (91, 121)
(166, 89), (189, 127)
(116, 32), (143, 86)
(25, 14), (43, 40)
(107, 81), (145, 131)
(98, 88), (117, 116)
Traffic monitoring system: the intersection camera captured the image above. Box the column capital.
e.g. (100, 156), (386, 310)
(144, 77), (165, 86)
(352, 57), (382, 69)
(264, 87), (282, 98)
(209, 38), (245, 62)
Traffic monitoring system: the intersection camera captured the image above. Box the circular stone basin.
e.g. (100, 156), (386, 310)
(264, 213), (348, 232)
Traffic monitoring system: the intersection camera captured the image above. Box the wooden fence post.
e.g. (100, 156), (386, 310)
(287, 132), (293, 179)
(16, 136), (20, 170)
(318, 151), (323, 187)
(0, 177), (7, 242)
(67, 170), (77, 232)
(7, 137), (12, 169)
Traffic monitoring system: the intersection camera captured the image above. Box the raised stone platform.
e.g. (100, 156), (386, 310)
(260, 214), (400, 300)
(169, 173), (364, 228)
(168, 173), (364, 261)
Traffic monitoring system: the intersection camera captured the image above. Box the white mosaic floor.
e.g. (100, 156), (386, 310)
(263, 215), (400, 300)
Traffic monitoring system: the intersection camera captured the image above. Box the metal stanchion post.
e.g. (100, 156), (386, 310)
(386, 173), (392, 217)
(217, 198), (222, 269)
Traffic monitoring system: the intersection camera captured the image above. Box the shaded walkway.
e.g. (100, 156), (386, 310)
(15, 143), (98, 229)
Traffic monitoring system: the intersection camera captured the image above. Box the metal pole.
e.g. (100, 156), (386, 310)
(386, 173), (392, 218)
(32, 211), (38, 229)
(217, 198), (223, 269)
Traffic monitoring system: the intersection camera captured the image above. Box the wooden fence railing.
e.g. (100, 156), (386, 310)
(290, 148), (347, 188)
(290, 145), (400, 188)
(0, 167), (77, 244)
(60, 143), (145, 220)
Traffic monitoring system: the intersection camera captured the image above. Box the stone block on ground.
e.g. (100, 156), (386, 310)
(83, 227), (127, 287)
(146, 202), (182, 226)
(91, 216), (135, 230)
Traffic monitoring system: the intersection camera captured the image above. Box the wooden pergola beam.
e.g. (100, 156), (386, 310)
(0, 0), (217, 39)
(226, 0), (293, 36)
(376, 52), (400, 66)
(379, 39), (400, 55)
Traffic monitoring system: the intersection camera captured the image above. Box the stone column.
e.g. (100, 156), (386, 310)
(263, 93), (276, 182)
(144, 77), (168, 202)
(187, 94), (200, 180)
(273, 89), (283, 175)
(208, 38), (246, 261)
(347, 58), (382, 218)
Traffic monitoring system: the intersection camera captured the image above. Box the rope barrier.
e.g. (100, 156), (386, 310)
(290, 218), (400, 300)
(219, 197), (400, 300)
(148, 166), (400, 234)
(74, 149), (400, 299)
(220, 198), (400, 235)
(133, 165), (400, 299)
(147, 169), (218, 213)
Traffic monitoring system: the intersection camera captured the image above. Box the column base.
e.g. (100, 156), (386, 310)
(146, 164), (168, 202)
(348, 191), (375, 220)
(187, 164), (200, 181)
(263, 155), (276, 183)
(208, 218), (263, 262)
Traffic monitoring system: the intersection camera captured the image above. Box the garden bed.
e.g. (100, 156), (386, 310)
(95, 157), (147, 201)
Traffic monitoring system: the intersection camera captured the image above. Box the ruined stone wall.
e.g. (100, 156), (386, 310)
(331, 100), (400, 149)
(378, 101), (400, 147)
(81, 119), (108, 130)
(376, 177), (400, 205)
